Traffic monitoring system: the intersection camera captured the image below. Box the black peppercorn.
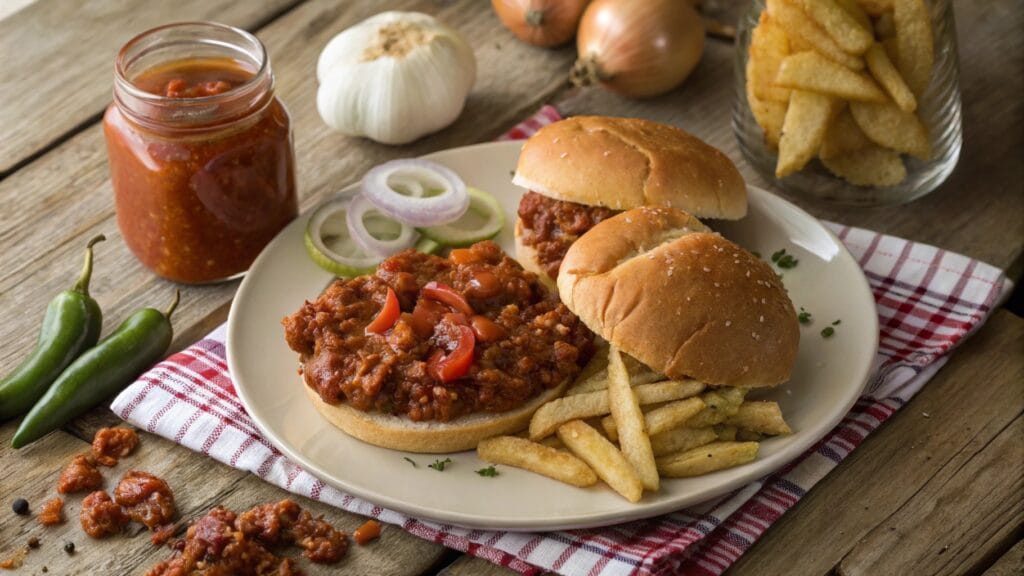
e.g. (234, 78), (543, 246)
(12, 498), (29, 515)
(63, 541), (75, 554)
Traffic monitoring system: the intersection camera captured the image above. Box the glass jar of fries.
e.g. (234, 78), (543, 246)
(733, 0), (962, 206)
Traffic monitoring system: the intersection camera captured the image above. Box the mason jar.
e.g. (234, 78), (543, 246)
(104, 22), (298, 283)
(733, 0), (962, 206)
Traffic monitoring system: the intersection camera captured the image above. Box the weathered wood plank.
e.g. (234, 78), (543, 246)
(838, 413), (1023, 576)
(0, 0), (301, 176)
(0, 0), (576, 439)
(982, 539), (1024, 576)
(0, 422), (448, 575)
(728, 310), (1024, 576)
(554, 0), (1024, 277)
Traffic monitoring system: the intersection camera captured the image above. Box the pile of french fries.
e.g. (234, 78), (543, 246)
(746, 0), (935, 187)
(477, 346), (792, 502)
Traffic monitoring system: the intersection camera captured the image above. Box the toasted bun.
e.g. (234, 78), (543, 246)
(304, 379), (570, 453)
(558, 207), (799, 387)
(513, 218), (556, 287)
(512, 116), (747, 219)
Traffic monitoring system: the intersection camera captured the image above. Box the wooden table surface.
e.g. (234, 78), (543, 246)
(0, 1), (1020, 575)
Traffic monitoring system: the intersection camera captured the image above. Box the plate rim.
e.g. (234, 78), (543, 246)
(227, 139), (879, 531)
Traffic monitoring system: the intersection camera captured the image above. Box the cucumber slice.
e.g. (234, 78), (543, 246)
(305, 198), (382, 277)
(418, 187), (505, 248)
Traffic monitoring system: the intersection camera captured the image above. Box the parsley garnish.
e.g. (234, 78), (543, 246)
(475, 465), (499, 477)
(832, 319), (842, 326)
(428, 458), (452, 471)
(403, 457), (417, 467)
(798, 308), (812, 324)
(821, 327), (835, 338)
(772, 249), (799, 269)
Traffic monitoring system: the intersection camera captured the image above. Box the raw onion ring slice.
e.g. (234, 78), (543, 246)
(361, 159), (470, 226)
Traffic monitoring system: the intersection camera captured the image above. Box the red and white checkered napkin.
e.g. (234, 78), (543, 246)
(111, 107), (1011, 576)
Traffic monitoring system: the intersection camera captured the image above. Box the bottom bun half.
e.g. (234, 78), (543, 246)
(303, 379), (569, 454)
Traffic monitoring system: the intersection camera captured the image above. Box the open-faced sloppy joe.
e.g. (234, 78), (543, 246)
(283, 240), (594, 424)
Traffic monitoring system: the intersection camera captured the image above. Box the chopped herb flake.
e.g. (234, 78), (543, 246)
(403, 457), (417, 467)
(771, 249), (786, 262)
(475, 465), (499, 477)
(821, 327), (835, 338)
(798, 311), (812, 324)
(428, 458), (452, 471)
(771, 248), (798, 269)
(832, 319), (842, 325)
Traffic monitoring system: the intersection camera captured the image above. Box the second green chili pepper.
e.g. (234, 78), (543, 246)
(11, 291), (180, 449)
(0, 235), (105, 421)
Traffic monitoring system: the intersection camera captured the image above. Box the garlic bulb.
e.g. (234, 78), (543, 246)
(316, 12), (477, 145)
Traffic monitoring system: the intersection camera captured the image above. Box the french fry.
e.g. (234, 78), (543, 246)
(530, 380), (704, 439)
(557, 420), (643, 502)
(536, 435), (566, 450)
(656, 441), (760, 478)
(608, 346), (659, 491)
(749, 13), (792, 103)
(725, 401), (793, 436)
(819, 106), (872, 159)
(775, 51), (887, 102)
(736, 429), (765, 442)
(833, 0), (872, 32)
(746, 77), (787, 148)
(797, 0), (873, 55)
(822, 143), (907, 186)
(893, 0), (934, 97)
(715, 424), (739, 441)
(777, 90), (836, 178)
(566, 355), (664, 395)
(766, 0), (865, 70)
(478, 436), (597, 487)
(865, 43), (917, 112)
(875, 10), (896, 39)
(684, 389), (747, 428)
(857, 0), (893, 17)
(601, 397), (706, 442)
(649, 427), (719, 457)
(850, 100), (930, 159)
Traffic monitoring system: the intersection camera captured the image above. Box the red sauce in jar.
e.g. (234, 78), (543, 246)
(104, 25), (298, 283)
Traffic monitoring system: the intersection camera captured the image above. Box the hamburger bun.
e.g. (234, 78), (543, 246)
(512, 116), (747, 218)
(303, 378), (571, 453)
(557, 206), (799, 387)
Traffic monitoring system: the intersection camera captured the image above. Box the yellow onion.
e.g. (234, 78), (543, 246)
(492, 0), (590, 47)
(571, 0), (705, 98)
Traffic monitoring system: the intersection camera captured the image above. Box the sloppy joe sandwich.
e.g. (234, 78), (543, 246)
(283, 241), (594, 453)
(557, 206), (799, 387)
(513, 116), (748, 283)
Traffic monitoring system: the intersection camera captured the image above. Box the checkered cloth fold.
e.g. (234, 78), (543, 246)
(111, 107), (1010, 576)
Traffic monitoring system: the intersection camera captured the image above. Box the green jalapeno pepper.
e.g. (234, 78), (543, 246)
(11, 291), (180, 449)
(0, 235), (105, 421)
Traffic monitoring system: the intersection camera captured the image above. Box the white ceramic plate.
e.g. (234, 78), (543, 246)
(227, 140), (878, 531)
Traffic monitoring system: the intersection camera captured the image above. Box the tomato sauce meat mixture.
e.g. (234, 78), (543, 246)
(91, 427), (140, 466)
(145, 500), (346, 576)
(81, 491), (131, 538)
(283, 241), (594, 422)
(38, 497), (65, 526)
(58, 454), (104, 494)
(517, 191), (618, 279)
(114, 471), (177, 531)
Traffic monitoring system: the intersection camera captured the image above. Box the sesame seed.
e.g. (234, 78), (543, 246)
(759, 315), (764, 322)
(553, 137), (560, 143)
(746, 270), (751, 277)
(603, 150), (610, 157)
(559, 152), (568, 159)
(761, 298), (766, 304)
(625, 217), (632, 223)
(725, 320), (732, 326)
(735, 260), (740, 264)
(714, 282), (720, 287)
(703, 266), (711, 272)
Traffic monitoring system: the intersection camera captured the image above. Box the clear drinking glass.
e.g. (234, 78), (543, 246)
(733, 0), (962, 206)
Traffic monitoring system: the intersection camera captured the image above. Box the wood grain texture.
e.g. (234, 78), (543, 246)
(982, 539), (1024, 576)
(439, 554), (521, 576)
(728, 310), (1024, 576)
(0, 423), (447, 575)
(0, 0), (301, 175)
(555, 0), (1024, 277)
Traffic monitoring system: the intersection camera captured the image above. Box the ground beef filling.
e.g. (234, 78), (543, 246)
(282, 241), (594, 422)
(517, 191), (619, 279)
